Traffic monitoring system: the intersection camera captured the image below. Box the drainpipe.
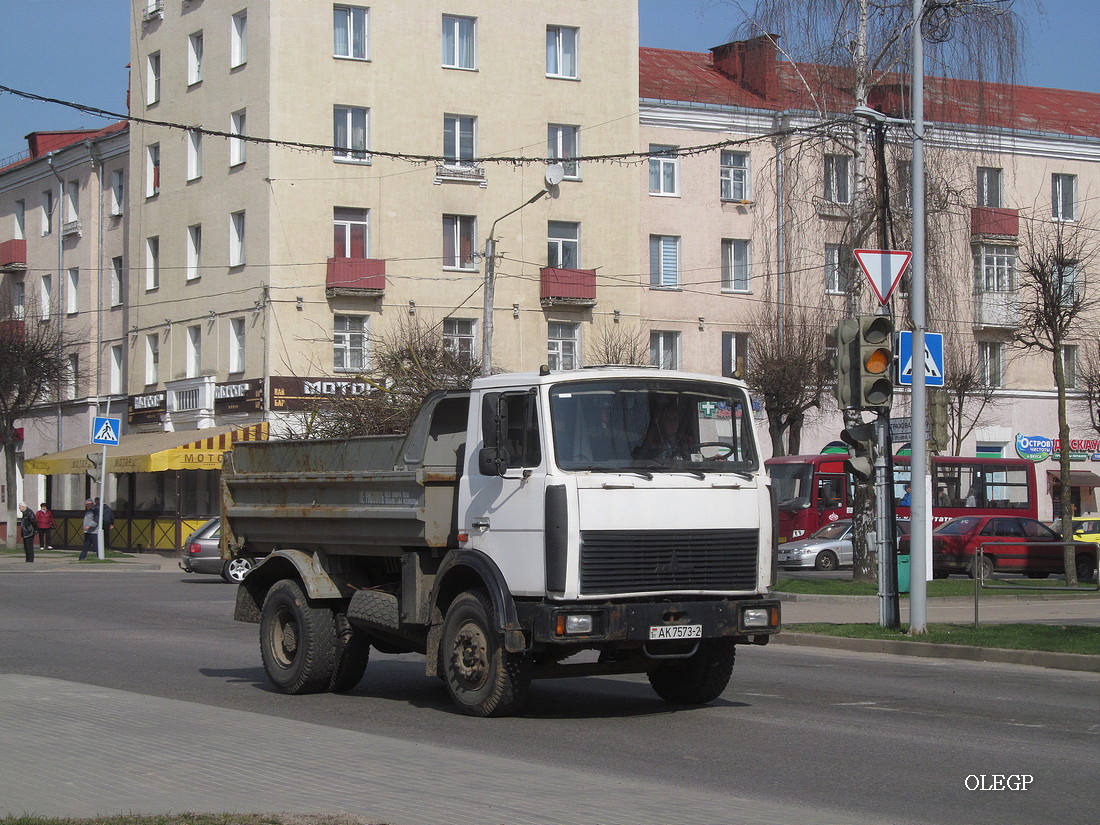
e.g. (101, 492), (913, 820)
(773, 112), (790, 337)
(46, 153), (65, 453)
(85, 139), (104, 405)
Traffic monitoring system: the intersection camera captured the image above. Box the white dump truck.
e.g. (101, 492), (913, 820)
(225, 366), (780, 716)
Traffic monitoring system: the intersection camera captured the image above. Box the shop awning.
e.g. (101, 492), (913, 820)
(25, 423), (268, 475)
(1046, 469), (1100, 488)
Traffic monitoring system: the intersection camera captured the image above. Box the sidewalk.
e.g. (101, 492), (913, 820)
(0, 547), (177, 572)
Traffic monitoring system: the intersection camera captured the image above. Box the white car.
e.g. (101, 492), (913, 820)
(778, 520), (911, 571)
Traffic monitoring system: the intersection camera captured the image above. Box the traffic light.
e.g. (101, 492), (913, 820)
(840, 422), (875, 480)
(832, 318), (861, 409)
(857, 315), (894, 409)
(929, 388), (949, 451)
(86, 453), (101, 483)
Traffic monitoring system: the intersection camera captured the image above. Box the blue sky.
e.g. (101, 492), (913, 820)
(1, 1), (1097, 160)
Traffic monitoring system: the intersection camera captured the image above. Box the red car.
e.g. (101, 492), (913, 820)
(925, 515), (1097, 580)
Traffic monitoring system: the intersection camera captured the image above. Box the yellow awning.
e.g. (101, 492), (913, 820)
(25, 423), (268, 475)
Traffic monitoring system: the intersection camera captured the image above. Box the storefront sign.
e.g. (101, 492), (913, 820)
(269, 376), (373, 411)
(214, 379), (264, 414)
(1017, 433), (1100, 462)
(128, 391), (166, 425)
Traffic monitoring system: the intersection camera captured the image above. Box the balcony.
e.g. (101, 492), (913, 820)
(540, 267), (597, 308)
(434, 163), (487, 187)
(0, 239), (27, 271)
(326, 257), (386, 297)
(973, 290), (1019, 329)
(971, 207), (1019, 238)
(62, 219), (83, 238)
(0, 320), (26, 344)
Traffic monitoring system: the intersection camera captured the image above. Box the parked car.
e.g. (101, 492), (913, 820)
(179, 518), (254, 583)
(919, 515), (1097, 580)
(778, 519), (911, 572)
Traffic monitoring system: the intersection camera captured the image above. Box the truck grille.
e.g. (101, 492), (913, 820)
(579, 529), (759, 594)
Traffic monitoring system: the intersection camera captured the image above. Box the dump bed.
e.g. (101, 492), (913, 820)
(222, 391), (470, 556)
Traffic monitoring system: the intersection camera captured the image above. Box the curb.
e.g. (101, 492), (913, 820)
(774, 631), (1100, 673)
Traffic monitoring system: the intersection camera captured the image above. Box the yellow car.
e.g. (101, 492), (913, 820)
(1072, 515), (1100, 545)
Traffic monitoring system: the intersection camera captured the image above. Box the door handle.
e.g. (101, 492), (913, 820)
(472, 519), (490, 529)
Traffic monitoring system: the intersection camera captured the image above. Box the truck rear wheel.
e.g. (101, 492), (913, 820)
(260, 579), (336, 694)
(647, 638), (736, 705)
(441, 590), (530, 717)
(330, 610), (371, 692)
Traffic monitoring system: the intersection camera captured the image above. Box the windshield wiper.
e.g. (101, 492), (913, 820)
(586, 465), (654, 480)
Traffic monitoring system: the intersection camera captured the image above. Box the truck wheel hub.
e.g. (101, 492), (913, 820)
(451, 623), (488, 687)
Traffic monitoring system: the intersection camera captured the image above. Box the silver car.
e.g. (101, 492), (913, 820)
(778, 520), (911, 572)
(178, 517), (254, 583)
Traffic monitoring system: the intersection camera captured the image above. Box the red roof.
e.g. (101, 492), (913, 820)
(1, 122), (128, 173)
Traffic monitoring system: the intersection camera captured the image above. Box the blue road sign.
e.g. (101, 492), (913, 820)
(91, 416), (121, 446)
(897, 331), (944, 387)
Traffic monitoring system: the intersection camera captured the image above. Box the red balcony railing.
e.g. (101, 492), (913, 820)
(540, 267), (596, 305)
(0, 239), (27, 270)
(0, 320), (26, 344)
(326, 257), (386, 294)
(971, 207), (1019, 237)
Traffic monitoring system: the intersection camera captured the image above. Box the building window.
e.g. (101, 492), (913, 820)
(110, 169), (124, 216)
(649, 145), (679, 195)
(186, 325), (202, 378)
(230, 110), (247, 166)
(14, 199), (25, 239)
(1059, 344), (1079, 389)
(650, 331), (680, 370)
(65, 180), (80, 224)
(66, 353), (79, 400)
(334, 315), (368, 372)
(443, 114), (476, 167)
(824, 243), (851, 294)
(146, 236), (160, 291)
(231, 10), (248, 68)
(1052, 173), (1077, 221)
(188, 31), (204, 84)
(824, 154), (851, 205)
(973, 244), (1015, 292)
(334, 207), (369, 258)
(42, 189), (53, 235)
(978, 342), (1004, 388)
(229, 211), (246, 267)
(334, 5), (368, 60)
(111, 257), (124, 306)
(722, 331), (750, 378)
(146, 333), (160, 385)
(547, 322), (579, 370)
(147, 52), (161, 105)
(110, 344), (124, 395)
(548, 124), (580, 179)
(187, 130), (202, 180)
(720, 151), (749, 201)
(40, 274), (52, 318)
(442, 14), (476, 69)
(546, 25), (578, 78)
(443, 318), (476, 362)
(977, 166), (1002, 208)
(229, 318), (245, 373)
(548, 221), (580, 269)
(649, 235), (680, 288)
(187, 225), (202, 280)
(334, 106), (370, 162)
(1057, 260), (1080, 306)
(722, 239), (751, 292)
(66, 268), (79, 315)
(12, 281), (24, 320)
(443, 214), (476, 269)
(146, 144), (160, 197)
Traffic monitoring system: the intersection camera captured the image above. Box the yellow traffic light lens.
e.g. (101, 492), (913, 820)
(864, 347), (891, 375)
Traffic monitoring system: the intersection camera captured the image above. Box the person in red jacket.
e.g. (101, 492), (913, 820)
(34, 502), (56, 551)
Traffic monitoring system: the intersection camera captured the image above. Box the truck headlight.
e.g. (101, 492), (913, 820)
(742, 608), (771, 628)
(555, 613), (594, 635)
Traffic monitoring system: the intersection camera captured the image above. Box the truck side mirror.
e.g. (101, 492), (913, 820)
(478, 446), (507, 477)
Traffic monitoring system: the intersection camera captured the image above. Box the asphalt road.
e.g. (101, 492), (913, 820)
(1, 570), (1097, 825)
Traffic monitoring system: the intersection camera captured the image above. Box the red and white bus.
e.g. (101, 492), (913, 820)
(766, 453), (1038, 544)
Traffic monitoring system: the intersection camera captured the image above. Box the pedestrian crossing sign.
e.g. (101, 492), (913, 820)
(91, 416), (121, 446)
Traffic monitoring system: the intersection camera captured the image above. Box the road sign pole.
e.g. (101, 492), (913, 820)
(97, 398), (110, 560)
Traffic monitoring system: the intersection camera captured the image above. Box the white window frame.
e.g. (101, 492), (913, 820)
(977, 166), (1002, 208)
(1052, 173), (1077, 222)
(443, 318), (476, 361)
(186, 224), (202, 281)
(722, 331), (750, 378)
(649, 145), (679, 196)
(66, 267), (79, 315)
(14, 199), (25, 239)
(146, 144), (160, 197)
(547, 322), (579, 370)
(147, 51), (161, 105)
(229, 318), (246, 373)
(146, 236), (160, 291)
(229, 211), (246, 267)
(42, 189), (53, 235)
(1057, 260), (1080, 306)
(65, 180), (79, 224)
(230, 10), (248, 68)
(230, 110), (247, 166)
(548, 221), (580, 269)
(40, 274), (52, 318)
(334, 106), (370, 162)
(546, 25), (578, 78)
(188, 31), (204, 84)
(443, 114), (476, 167)
(722, 239), (751, 292)
(334, 314), (369, 372)
(110, 169), (124, 216)
(720, 151), (750, 202)
(333, 207), (369, 258)
(443, 214), (476, 270)
(973, 243), (1015, 293)
(548, 124), (580, 179)
(12, 281), (25, 320)
(110, 344), (124, 395)
(650, 331), (680, 370)
(146, 333), (160, 385)
(66, 353), (79, 400)
(111, 256), (124, 306)
(187, 130), (202, 180)
(186, 325), (202, 378)
(979, 341), (1004, 388)
(334, 5), (368, 60)
(824, 153), (851, 205)
(442, 14), (476, 69)
(824, 243), (850, 294)
(649, 235), (680, 288)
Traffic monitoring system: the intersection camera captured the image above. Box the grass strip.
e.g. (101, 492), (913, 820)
(786, 622), (1100, 655)
(774, 576), (1099, 598)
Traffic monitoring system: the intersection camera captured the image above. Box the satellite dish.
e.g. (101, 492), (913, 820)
(544, 164), (565, 187)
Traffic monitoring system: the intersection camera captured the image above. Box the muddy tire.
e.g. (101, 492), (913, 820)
(260, 579), (336, 694)
(648, 638), (736, 705)
(330, 610), (371, 692)
(441, 590), (530, 717)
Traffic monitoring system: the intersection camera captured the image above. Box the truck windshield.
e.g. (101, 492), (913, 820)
(549, 378), (758, 474)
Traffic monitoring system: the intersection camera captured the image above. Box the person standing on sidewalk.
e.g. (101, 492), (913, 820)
(78, 499), (100, 561)
(34, 502), (56, 552)
(18, 503), (36, 562)
(94, 497), (115, 550)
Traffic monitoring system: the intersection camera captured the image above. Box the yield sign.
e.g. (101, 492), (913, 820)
(854, 249), (912, 305)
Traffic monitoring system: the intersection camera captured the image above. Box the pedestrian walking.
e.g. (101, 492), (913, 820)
(95, 497), (116, 550)
(18, 503), (36, 562)
(34, 502), (56, 551)
(78, 499), (100, 561)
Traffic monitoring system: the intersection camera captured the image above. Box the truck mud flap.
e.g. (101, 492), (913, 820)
(347, 589), (427, 654)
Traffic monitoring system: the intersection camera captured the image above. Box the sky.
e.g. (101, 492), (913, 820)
(0, 0), (1097, 161)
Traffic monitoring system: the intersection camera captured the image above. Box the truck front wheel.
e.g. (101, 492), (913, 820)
(260, 579), (336, 694)
(441, 590), (530, 717)
(647, 638), (736, 705)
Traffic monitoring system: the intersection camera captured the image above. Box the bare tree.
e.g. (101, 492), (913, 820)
(586, 321), (649, 366)
(940, 335), (1003, 456)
